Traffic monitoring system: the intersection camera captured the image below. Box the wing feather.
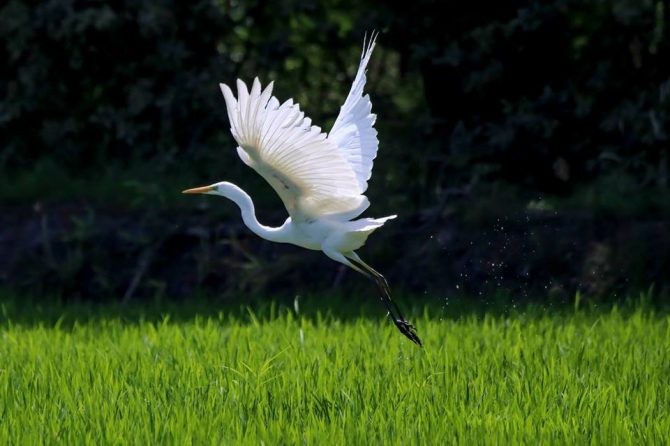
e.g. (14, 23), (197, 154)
(220, 78), (366, 220)
(328, 32), (380, 193)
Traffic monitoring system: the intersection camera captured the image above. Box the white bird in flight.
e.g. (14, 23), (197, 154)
(183, 33), (421, 345)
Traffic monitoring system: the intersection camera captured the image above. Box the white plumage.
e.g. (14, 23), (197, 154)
(220, 79), (367, 220)
(183, 33), (421, 345)
(329, 34), (380, 193)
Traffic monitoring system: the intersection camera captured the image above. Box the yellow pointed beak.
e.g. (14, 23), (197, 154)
(182, 185), (215, 194)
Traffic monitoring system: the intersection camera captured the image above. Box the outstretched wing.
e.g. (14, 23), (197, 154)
(220, 78), (368, 221)
(328, 32), (379, 193)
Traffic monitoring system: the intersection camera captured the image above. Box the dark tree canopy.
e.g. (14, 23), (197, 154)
(1, 1), (669, 300)
(2, 0), (668, 204)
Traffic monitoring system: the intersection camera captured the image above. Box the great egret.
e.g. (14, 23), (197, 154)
(183, 34), (421, 346)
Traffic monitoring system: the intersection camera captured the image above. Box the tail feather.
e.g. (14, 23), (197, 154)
(346, 215), (396, 232)
(335, 215), (396, 252)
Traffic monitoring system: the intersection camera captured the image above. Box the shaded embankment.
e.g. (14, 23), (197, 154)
(1, 203), (668, 301)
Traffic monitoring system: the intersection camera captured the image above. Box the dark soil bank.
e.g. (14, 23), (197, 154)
(1, 203), (668, 302)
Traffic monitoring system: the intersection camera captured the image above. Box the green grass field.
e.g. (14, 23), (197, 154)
(1, 296), (668, 444)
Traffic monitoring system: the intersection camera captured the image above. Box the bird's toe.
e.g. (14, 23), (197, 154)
(394, 319), (422, 346)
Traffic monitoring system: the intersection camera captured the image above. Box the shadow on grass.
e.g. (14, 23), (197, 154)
(0, 286), (666, 329)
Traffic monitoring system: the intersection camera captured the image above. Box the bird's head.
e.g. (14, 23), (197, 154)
(182, 181), (236, 198)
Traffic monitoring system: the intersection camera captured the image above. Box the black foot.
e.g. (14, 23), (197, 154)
(345, 256), (423, 347)
(394, 319), (423, 346)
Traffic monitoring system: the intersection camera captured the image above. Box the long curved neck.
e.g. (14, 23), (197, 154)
(220, 184), (291, 243)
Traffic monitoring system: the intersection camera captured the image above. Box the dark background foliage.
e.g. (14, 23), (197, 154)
(1, 0), (669, 302)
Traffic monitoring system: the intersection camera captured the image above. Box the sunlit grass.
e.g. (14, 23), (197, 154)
(0, 296), (668, 444)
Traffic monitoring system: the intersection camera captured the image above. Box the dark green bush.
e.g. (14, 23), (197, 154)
(1, 0), (668, 210)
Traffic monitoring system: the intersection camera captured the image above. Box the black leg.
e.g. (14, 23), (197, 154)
(348, 258), (422, 346)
